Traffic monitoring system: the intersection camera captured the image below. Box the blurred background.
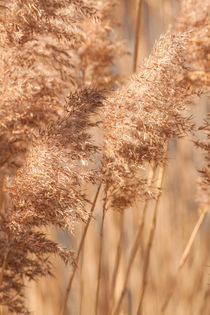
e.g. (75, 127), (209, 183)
(15, 0), (209, 314)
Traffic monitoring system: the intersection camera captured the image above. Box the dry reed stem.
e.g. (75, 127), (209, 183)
(199, 287), (210, 315)
(160, 280), (174, 313)
(108, 212), (124, 313)
(111, 4), (145, 311)
(136, 146), (168, 315)
(60, 184), (101, 315)
(0, 175), (5, 213)
(109, 3), (143, 307)
(133, 0), (142, 72)
(161, 206), (208, 313)
(0, 251), (8, 289)
(95, 186), (108, 315)
(112, 166), (156, 315)
(79, 242), (85, 315)
(178, 207), (207, 269)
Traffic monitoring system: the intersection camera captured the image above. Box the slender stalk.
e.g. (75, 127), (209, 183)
(60, 184), (102, 315)
(112, 202), (148, 315)
(161, 206), (207, 313)
(198, 286), (210, 315)
(110, 2), (144, 312)
(79, 240), (85, 315)
(112, 166), (156, 315)
(0, 251), (8, 288)
(108, 211), (124, 313)
(136, 159), (166, 315)
(178, 207), (207, 269)
(161, 285), (174, 314)
(133, 0), (142, 73)
(0, 252), (8, 315)
(95, 187), (108, 315)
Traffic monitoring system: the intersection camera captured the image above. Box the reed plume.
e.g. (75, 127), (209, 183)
(59, 1), (124, 312)
(7, 89), (103, 230)
(0, 0), (97, 175)
(1, 87), (103, 313)
(0, 1), (104, 313)
(102, 31), (197, 211)
(0, 1), (209, 314)
(78, 0), (124, 88)
(0, 218), (74, 314)
(176, 0), (209, 89)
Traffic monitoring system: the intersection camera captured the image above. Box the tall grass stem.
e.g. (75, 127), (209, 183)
(112, 166), (156, 315)
(108, 212), (124, 313)
(95, 187), (108, 315)
(136, 147), (168, 315)
(0, 251), (8, 289)
(133, 0), (142, 72)
(178, 207), (207, 269)
(60, 184), (102, 315)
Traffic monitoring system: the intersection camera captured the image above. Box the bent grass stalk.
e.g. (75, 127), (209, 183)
(0, 251), (8, 289)
(112, 166), (156, 315)
(79, 241), (85, 315)
(161, 206), (208, 313)
(60, 184), (102, 315)
(110, 2), (144, 312)
(136, 149), (167, 315)
(0, 251), (9, 315)
(112, 201), (148, 315)
(133, 0), (142, 73)
(108, 211), (124, 313)
(95, 186), (108, 315)
(178, 207), (207, 269)
(198, 286), (210, 315)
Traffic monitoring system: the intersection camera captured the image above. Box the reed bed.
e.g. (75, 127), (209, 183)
(0, 1), (209, 315)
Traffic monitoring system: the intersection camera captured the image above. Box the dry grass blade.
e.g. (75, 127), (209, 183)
(136, 147), (167, 315)
(112, 166), (156, 315)
(108, 211), (124, 313)
(0, 251), (8, 289)
(161, 207), (208, 314)
(79, 244), (85, 315)
(133, 0), (142, 72)
(112, 204), (147, 315)
(162, 114), (210, 313)
(95, 186), (108, 315)
(60, 184), (101, 315)
(178, 207), (207, 269)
